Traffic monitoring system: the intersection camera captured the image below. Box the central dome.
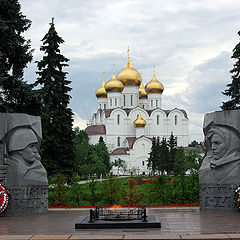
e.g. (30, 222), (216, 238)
(117, 58), (142, 87)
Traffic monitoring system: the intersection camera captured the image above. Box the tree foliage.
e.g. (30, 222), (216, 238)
(221, 30), (240, 110)
(74, 131), (111, 177)
(167, 132), (177, 174)
(34, 18), (74, 176)
(0, 0), (39, 114)
(147, 137), (170, 175)
(123, 174), (142, 205)
(158, 137), (169, 174)
(103, 174), (122, 205)
(147, 137), (160, 174)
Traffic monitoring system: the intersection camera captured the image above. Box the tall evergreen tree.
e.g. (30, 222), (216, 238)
(97, 136), (111, 173)
(158, 137), (169, 174)
(35, 18), (74, 176)
(221, 30), (240, 110)
(0, 0), (38, 114)
(167, 132), (177, 174)
(147, 137), (160, 175)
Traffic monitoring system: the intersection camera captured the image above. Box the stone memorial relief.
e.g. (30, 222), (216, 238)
(199, 110), (240, 210)
(0, 113), (48, 215)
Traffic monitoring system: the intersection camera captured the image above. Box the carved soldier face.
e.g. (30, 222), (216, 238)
(18, 143), (41, 165)
(211, 133), (227, 160)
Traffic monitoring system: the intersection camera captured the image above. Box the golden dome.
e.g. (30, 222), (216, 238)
(145, 68), (164, 94)
(95, 73), (107, 98)
(139, 81), (148, 99)
(105, 65), (124, 93)
(117, 57), (142, 87)
(134, 112), (146, 128)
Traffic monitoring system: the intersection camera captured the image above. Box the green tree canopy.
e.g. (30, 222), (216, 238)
(221, 30), (240, 110)
(35, 18), (74, 176)
(0, 0), (39, 114)
(167, 132), (177, 174)
(147, 137), (160, 174)
(158, 137), (169, 174)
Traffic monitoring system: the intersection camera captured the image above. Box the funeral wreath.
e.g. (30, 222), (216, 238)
(234, 185), (240, 211)
(0, 182), (9, 214)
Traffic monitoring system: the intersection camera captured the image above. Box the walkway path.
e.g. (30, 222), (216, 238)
(0, 207), (240, 239)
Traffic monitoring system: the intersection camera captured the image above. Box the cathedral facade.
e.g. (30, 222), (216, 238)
(85, 54), (189, 175)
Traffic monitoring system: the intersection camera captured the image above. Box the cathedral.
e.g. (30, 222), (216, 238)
(85, 52), (189, 175)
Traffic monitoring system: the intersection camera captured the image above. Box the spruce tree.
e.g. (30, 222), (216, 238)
(221, 30), (240, 110)
(158, 138), (169, 174)
(35, 18), (74, 176)
(0, 0), (38, 114)
(167, 132), (177, 174)
(147, 137), (160, 175)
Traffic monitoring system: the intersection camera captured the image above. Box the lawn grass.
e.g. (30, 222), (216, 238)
(48, 175), (199, 207)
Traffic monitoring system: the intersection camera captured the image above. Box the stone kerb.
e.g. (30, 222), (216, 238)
(199, 110), (240, 210)
(0, 113), (48, 215)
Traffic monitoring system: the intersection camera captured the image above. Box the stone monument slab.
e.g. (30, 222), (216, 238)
(0, 113), (48, 215)
(199, 110), (240, 210)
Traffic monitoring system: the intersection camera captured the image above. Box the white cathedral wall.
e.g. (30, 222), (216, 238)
(122, 86), (139, 108)
(128, 108), (149, 136)
(148, 110), (166, 137)
(107, 92), (122, 109)
(97, 98), (107, 110)
(105, 109), (128, 149)
(128, 138), (151, 175)
(110, 154), (130, 175)
(168, 110), (189, 147)
(147, 93), (162, 110)
(139, 98), (148, 110)
(88, 134), (106, 145)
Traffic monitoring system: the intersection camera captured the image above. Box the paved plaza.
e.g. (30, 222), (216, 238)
(0, 207), (240, 239)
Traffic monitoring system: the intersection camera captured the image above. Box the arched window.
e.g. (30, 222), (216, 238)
(142, 105), (144, 109)
(117, 114), (120, 125)
(115, 98), (117, 106)
(157, 115), (160, 125)
(175, 115), (177, 125)
(123, 95), (126, 106)
(110, 98), (112, 106)
(117, 137), (120, 147)
(151, 100), (153, 108)
(131, 95), (133, 106)
(156, 100), (158, 107)
(104, 104), (106, 109)
(142, 161), (145, 166)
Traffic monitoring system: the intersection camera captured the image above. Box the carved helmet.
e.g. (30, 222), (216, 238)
(7, 128), (38, 152)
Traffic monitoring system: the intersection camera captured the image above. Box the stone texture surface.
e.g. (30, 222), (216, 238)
(0, 113), (48, 215)
(199, 110), (240, 210)
(0, 207), (240, 237)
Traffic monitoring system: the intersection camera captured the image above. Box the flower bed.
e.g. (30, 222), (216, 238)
(49, 202), (200, 208)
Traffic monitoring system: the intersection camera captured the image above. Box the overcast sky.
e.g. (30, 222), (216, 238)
(20, 0), (240, 143)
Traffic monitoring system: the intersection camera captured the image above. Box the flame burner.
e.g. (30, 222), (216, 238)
(89, 206), (147, 222)
(75, 205), (161, 229)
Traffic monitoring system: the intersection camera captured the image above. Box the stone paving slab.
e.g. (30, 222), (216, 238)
(30, 235), (71, 239)
(69, 235), (124, 239)
(0, 236), (33, 240)
(124, 234), (181, 239)
(1, 208), (240, 239)
(1, 234), (240, 240)
(180, 234), (231, 239)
